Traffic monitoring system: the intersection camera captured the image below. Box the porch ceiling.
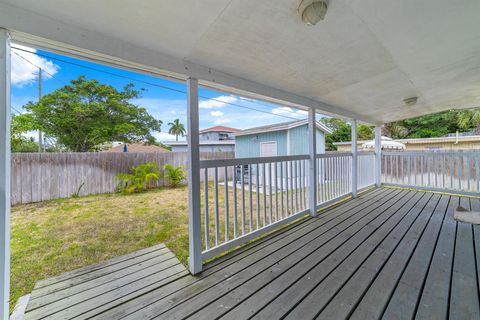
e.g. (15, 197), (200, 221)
(1, 0), (480, 124)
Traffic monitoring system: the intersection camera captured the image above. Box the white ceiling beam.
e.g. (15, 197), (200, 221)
(0, 2), (379, 125)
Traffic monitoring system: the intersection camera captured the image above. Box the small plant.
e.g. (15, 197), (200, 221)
(163, 164), (186, 188)
(71, 182), (85, 198)
(116, 162), (161, 193)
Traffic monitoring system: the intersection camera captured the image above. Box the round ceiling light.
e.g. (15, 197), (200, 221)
(300, 0), (328, 26)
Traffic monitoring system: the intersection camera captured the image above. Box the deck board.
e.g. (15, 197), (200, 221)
(24, 187), (480, 320)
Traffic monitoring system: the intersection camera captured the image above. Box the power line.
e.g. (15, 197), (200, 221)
(11, 45), (306, 121)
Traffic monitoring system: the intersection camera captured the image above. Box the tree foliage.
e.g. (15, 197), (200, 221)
(320, 118), (373, 151)
(16, 76), (162, 152)
(11, 114), (38, 152)
(321, 107), (480, 150)
(168, 118), (186, 141)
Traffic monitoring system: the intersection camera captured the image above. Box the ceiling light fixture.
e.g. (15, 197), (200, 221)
(403, 96), (418, 106)
(299, 0), (328, 26)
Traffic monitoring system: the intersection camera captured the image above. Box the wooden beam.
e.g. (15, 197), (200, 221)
(0, 28), (11, 319)
(186, 78), (202, 275)
(308, 109), (317, 216)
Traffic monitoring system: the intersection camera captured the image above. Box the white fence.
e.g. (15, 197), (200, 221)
(382, 151), (480, 195)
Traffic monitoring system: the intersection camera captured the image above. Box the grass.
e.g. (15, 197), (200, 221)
(10, 186), (190, 312)
(10, 180), (312, 312)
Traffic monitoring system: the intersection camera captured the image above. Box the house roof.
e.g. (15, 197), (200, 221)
(235, 120), (332, 137)
(166, 140), (235, 146)
(199, 126), (240, 134)
(333, 135), (480, 146)
(106, 143), (169, 153)
(2, 1), (479, 124)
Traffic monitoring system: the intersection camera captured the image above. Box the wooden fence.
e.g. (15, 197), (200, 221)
(11, 151), (234, 205)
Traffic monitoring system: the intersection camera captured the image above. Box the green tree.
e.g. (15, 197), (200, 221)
(457, 108), (480, 134)
(320, 118), (351, 151)
(16, 76), (162, 152)
(168, 118), (186, 141)
(10, 114), (38, 152)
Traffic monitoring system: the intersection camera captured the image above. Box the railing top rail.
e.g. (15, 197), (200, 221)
(316, 152), (352, 158)
(200, 154), (309, 168)
(383, 150), (480, 156)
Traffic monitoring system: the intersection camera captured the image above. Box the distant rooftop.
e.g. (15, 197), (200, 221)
(334, 135), (480, 145)
(235, 120), (332, 137)
(165, 140), (235, 146)
(199, 126), (240, 134)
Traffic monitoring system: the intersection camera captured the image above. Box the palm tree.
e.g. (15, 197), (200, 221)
(168, 119), (186, 141)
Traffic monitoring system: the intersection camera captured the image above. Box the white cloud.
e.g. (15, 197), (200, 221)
(154, 131), (183, 142)
(210, 110), (224, 117)
(214, 118), (231, 125)
(271, 106), (308, 119)
(199, 95), (237, 109)
(11, 45), (59, 87)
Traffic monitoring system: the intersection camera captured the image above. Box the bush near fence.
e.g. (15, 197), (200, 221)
(11, 151), (234, 205)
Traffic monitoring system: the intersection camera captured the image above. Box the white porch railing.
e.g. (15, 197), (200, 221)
(199, 152), (377, 261)
(382, 151), (480, 196)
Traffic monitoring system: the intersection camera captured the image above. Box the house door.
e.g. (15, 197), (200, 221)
(260, 141), (277, 157)
(259, 142), (277, 191)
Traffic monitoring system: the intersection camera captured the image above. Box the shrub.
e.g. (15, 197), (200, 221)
(116, 162), (161, 193)
(163, 164), (186, 188)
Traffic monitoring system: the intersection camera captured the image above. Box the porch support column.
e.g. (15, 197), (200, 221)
(351, 119), (357, 197)
(308, 109), (317, 217)
(187, 77), (202, 274)
(0, 28), (11, 319)
(374, 126), (382, 187)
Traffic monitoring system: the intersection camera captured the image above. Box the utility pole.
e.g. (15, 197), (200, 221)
(38, 68), (43, 152)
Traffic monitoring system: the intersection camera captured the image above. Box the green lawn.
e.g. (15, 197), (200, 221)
(10, 186), (191, 311)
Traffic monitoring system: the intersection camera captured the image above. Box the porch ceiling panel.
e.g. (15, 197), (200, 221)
(1, 0), (479, 124)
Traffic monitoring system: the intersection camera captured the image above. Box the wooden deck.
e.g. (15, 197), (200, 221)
(24, 187), (480, 319)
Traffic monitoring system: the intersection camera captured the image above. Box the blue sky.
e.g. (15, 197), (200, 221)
(10, 44), (310, 142)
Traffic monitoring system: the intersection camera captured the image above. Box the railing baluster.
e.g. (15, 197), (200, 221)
(274, 162), (278, 221)
(248, 164), (253, 232)
(467, 156), (471, 192)
(269, 162), (273, 224)
(204, 168), (209, 250)
(232, 166), (237, 239)
(256, 163), (260, 229)
(262, 163), (267, 226)
(458, 156), (462, 190)
(280, 161), (284, 219)
(450, 156), (453, 190)
(241, 165), (245, 235)
(289, 160), (294, 215)
(285, 161), (289, 217)
(442, 155), (446, 189)
(214, 167), (219, 246)
(224, 166), (229, 242)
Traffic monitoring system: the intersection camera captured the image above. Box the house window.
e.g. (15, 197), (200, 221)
(260, 141), (277, 157)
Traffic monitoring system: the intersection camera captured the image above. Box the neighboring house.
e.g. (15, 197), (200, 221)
(106, 142), (169, 153)
(334, 135), (480, 151)
(235, 120), (331, 158)
(166, 140), (235, 153)
(199, 125), (239, 141)
(165, 126), (239, 153)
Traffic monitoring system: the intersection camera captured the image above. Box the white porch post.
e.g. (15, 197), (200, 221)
(308, 109), (317, 216)
(374, 126), (382, 187)
(187, 77), (202, 274)
(351, 119), (357, 197)
(0, 28), (10, 319)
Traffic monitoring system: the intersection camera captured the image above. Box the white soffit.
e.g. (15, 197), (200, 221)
(0, 0), (479, 124)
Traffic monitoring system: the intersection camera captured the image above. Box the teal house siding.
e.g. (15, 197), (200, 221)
(235, 130), (288, 158)
(235, 123), (326, 158)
